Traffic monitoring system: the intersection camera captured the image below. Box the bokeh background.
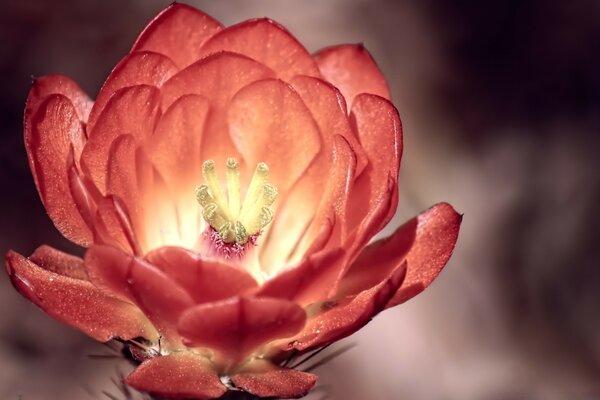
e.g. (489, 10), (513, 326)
(1, 1), (599, 399)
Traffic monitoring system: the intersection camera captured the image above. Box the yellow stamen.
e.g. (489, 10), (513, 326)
(226, 158), (241, 219)
(196, 158), (278, 244)
(203, 160), (231, 220)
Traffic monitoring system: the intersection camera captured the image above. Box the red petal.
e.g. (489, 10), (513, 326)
(125, 352), (226, 399)
(178, 296), (306, 363)
(290, 262), (406, 351)
(81, 85), (161, 191)
(86, 52), (177, 134)
(257, 247), (345, 306)
(94, 195), (141, 255)
(145, 246), (258, 304)
(106, 135), (140, 227)
(128, 256), (195, 342)
(290, 75), (367, 174)
(29, 245), (88, 280)
(26, 74), (92, 123)
(161, 52), (274, 166)
(131, 3), (223, 69)
(347, 94), (402, 234)
(288, 136), (356, 264)
(228, 78), (321, 196)
(146, 95), (210, 245)
(314, 44), (391, 105)
(340, 203), (461, 303)
(6, 250), (153, 342)
(86, 245), (194, 344)
(25, 94), (93, 245)
(85, 244), (135, 302)
(232, 359), (317, 399)
(148, 95), (209, 185)
(260, 76), (368, 269)
(200, 18), (320, 80)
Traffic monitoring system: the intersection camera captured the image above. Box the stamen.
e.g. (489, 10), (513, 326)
(240, 184), (277, 234)
(239, 163), (269, 221)
(226, 158), (241, 219)
(195, 159), (278, 247)
(203, 160), (231, 220)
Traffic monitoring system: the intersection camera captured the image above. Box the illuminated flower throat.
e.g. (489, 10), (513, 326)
(196, 158), (277, 257)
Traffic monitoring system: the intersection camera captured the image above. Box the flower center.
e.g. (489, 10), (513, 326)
(195, 158), (278, 246)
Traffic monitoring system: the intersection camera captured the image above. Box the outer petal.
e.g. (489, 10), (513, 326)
(6, 250), (152, 342)
(145, 246), (258, 304)
(85, 244), (136, 301)
(26, 74), (92, 123)
(200, 18), (320, 80)
(128, 256), (195, 341)
(131, 3), (223, 69)
(256, 247), (345, 306)
(25, 94), (93, 245)
(86, 52), (177, 133)
(178, 296), (306, 363)
(228, 78), (321, 196)
(347, 94), (402, 234)
(232, 359), (318, 399)
(289, 262), (406, 351)
(81, 85), (161, 191)
(348, 203), (461, 307)
(314, 44), (391, 105)
(29, 245), (87, 280)
(161, 52), (275, 165)
(85, 244), (194, 343)
(125, 352), (226, 400)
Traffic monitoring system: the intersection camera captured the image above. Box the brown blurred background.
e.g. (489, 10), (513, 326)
(1, 0), (599, 399)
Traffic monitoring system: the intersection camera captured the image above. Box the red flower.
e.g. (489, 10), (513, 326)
(7, 4), (461, 399)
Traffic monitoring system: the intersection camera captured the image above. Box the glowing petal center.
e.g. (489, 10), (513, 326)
(195, 158), (277, 244)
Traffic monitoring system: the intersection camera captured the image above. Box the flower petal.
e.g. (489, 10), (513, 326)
(285, 135), (356, 266)
(290, 75), (368, 172)
(347, 93), (402, 234)
(145, 246), (258, 304)
(260, 76), (369, 269)
(81, 85), (161, 191)
(200, 18), (320, 80)
(125, 352), (226, 400)
(86, 52), (177, 134)
(85, 244), (135, 301)
(231, 359), (318, 399)
(128, 256), (195, 342)
(161, 52), (275, 165)
(340, 203), (461, 304)
(86, 244), (195, 343)
(6, 250), (153, 342)
(146, 95), (210, 246)
(131, 3), (223, 69)
(29, 245), (87, 280)
(26, 74), (92, 123)
(228, 78), (321, 196)
(25, 94), (93, 245)
(94, 195), (141, 255)
(178, 296), (306, 364)
(314, 44), (391, 105)
(256, 247), (345, 306)
(289, 262), (406, 351)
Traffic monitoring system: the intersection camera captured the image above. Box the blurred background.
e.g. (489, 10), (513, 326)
(1, 0), (599, 399)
